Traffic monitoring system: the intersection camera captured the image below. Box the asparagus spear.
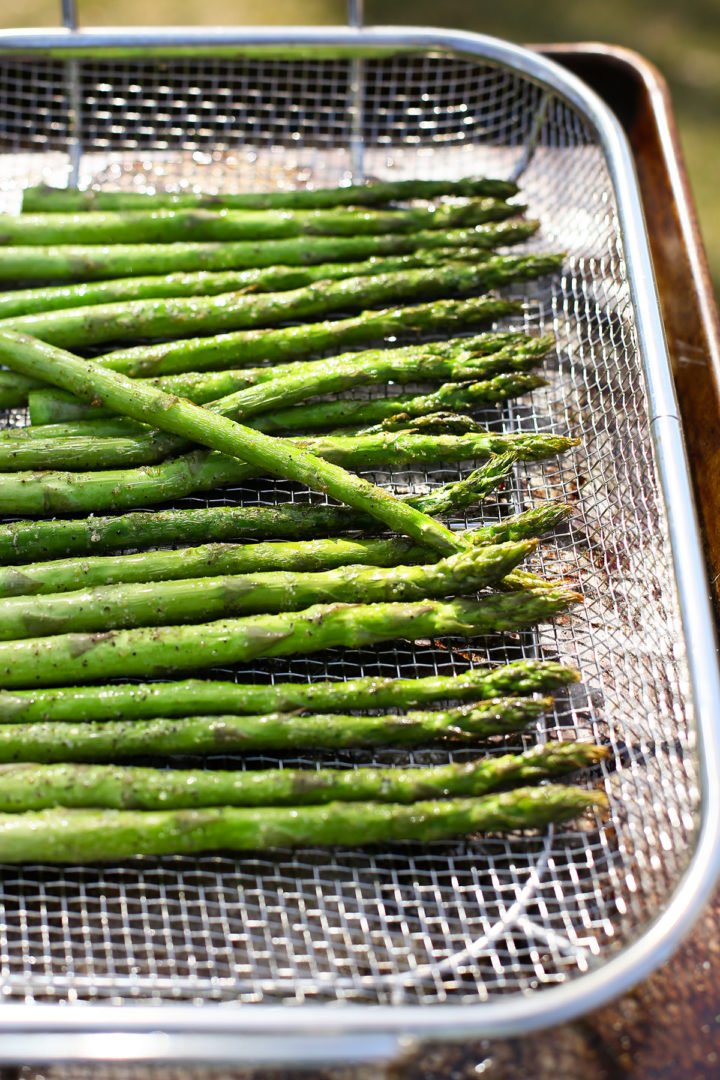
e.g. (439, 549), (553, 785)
(0, 456), (517, 563)
(0, 786), (606, 863)
(138, 332), (553, 404)
(21, 331), (552, 445)
(0, 199), (522, 247)
(0, 333), (468, 555)
(0, 542), (535, 639)
(0, 429), (575, 519)
(29, 323), (547, 422)
(253, 373), (546, 436)
(0, 249), (477, 321)
(27, 304), (525, 420)
(0, 659), (579, 723)
(0, 417), (148, 441)
(0, 590), (581, 688)
(351, 411), (486, 437)
(0, 220), (538, 282)
(0, 498), (567, 600)
(5, 372), (547, 473)
(0, 259), (558, 351)
(0, 744), (606, 810)
(22, 177), (520, 213)
(0, 537), (428, 596)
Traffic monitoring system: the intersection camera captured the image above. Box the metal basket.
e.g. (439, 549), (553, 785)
(0, 23), (718, 1068)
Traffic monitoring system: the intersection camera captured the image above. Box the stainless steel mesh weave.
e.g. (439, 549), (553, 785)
(0, 49), (696, 1009)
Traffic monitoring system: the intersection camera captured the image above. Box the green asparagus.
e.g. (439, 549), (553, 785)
(0, 220), (538, 282)
(0, 537), (430, 596)
(0, 259), (559, 350)
(21, 177), (519, 213)
(0, 249), (477, 320)
(0, 590), (581, 688)
(0, 542), (535, 639)
(0, 429), (575, 517)
(0, 659), (580, 723)
(0, 700), (550, 760)
(253, 374), (546, 436)
(137, 333), (553, 403)
(0, 744), (606, 810)
(0, 369), (43, 408)
(0, 457), (517, 563)
(0, 333), (468, 556)
(0, 498), (567, 600)
(28, 324), (548, 422)
(1, 199), (524, 247)
(33, 301), (525, 416)
(6, 373), (546, 473)
(0, 786), (607, 862)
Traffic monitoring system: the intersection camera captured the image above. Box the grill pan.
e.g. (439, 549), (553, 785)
(0, 22), (718, 1067)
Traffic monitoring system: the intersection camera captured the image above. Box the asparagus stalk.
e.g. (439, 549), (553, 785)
(0, 786), (607, 863)
(0, 417), (148, 441)
(138, 332), (553, 403)
(351, 411), (486, 437)
(21, 372), (536, 439)
(0, 542), (535, 639)
(253, 373), (546, 436)
(0, 497), (568, 601)
(0, 430), (575, 519)
(22, 331), (551, 444)
(0, 659), (580, 723)
(0, 333), (468, 555)
(0, 744), (606, 810)
(28, 324), (548, 423)
(33, 302), (525, 417)
(0, 259), (558, 351)
(0, 220), (538, 282)
(473, 503), (573, 547)
(0, 249), (477, 321)
(0, 537), (430, 596)
(21, 177), (520, 213)
(0, 199), (523, 246)
(0, 590), (581, 688)
(0, 456), (517, 563)
(5, 374), (546, 473)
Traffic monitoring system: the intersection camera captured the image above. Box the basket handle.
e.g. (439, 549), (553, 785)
(61, 0), (77, 29)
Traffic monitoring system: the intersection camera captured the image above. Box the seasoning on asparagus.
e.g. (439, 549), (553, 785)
(21, 176), (520, 213)
(0, 542), (536, 639)
(0, 659), (579, 723)
(0, 455), (517, 563)
(0, 787), (607, 863)
(0, 332), (469, 556)
(0, 497), (567, 598)
(0, 258), (560, 350)
(0, 249), (478, 320)
(0, 744), (606, 810)
(0, 589), (581, 689)
(0, 431), (576, 516)
(28, 320), (546, 421)
(0, 219), (539, 282)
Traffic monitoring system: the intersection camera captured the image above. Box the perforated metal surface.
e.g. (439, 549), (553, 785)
(0, 45), (699, 1013)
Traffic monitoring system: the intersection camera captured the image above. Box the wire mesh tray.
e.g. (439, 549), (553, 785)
(0, 25), (717, 1066)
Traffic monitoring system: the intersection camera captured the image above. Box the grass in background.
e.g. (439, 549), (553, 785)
(2, 0), (719, 296)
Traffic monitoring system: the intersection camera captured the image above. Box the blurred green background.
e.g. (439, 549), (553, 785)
(3, 0), (719, 298)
